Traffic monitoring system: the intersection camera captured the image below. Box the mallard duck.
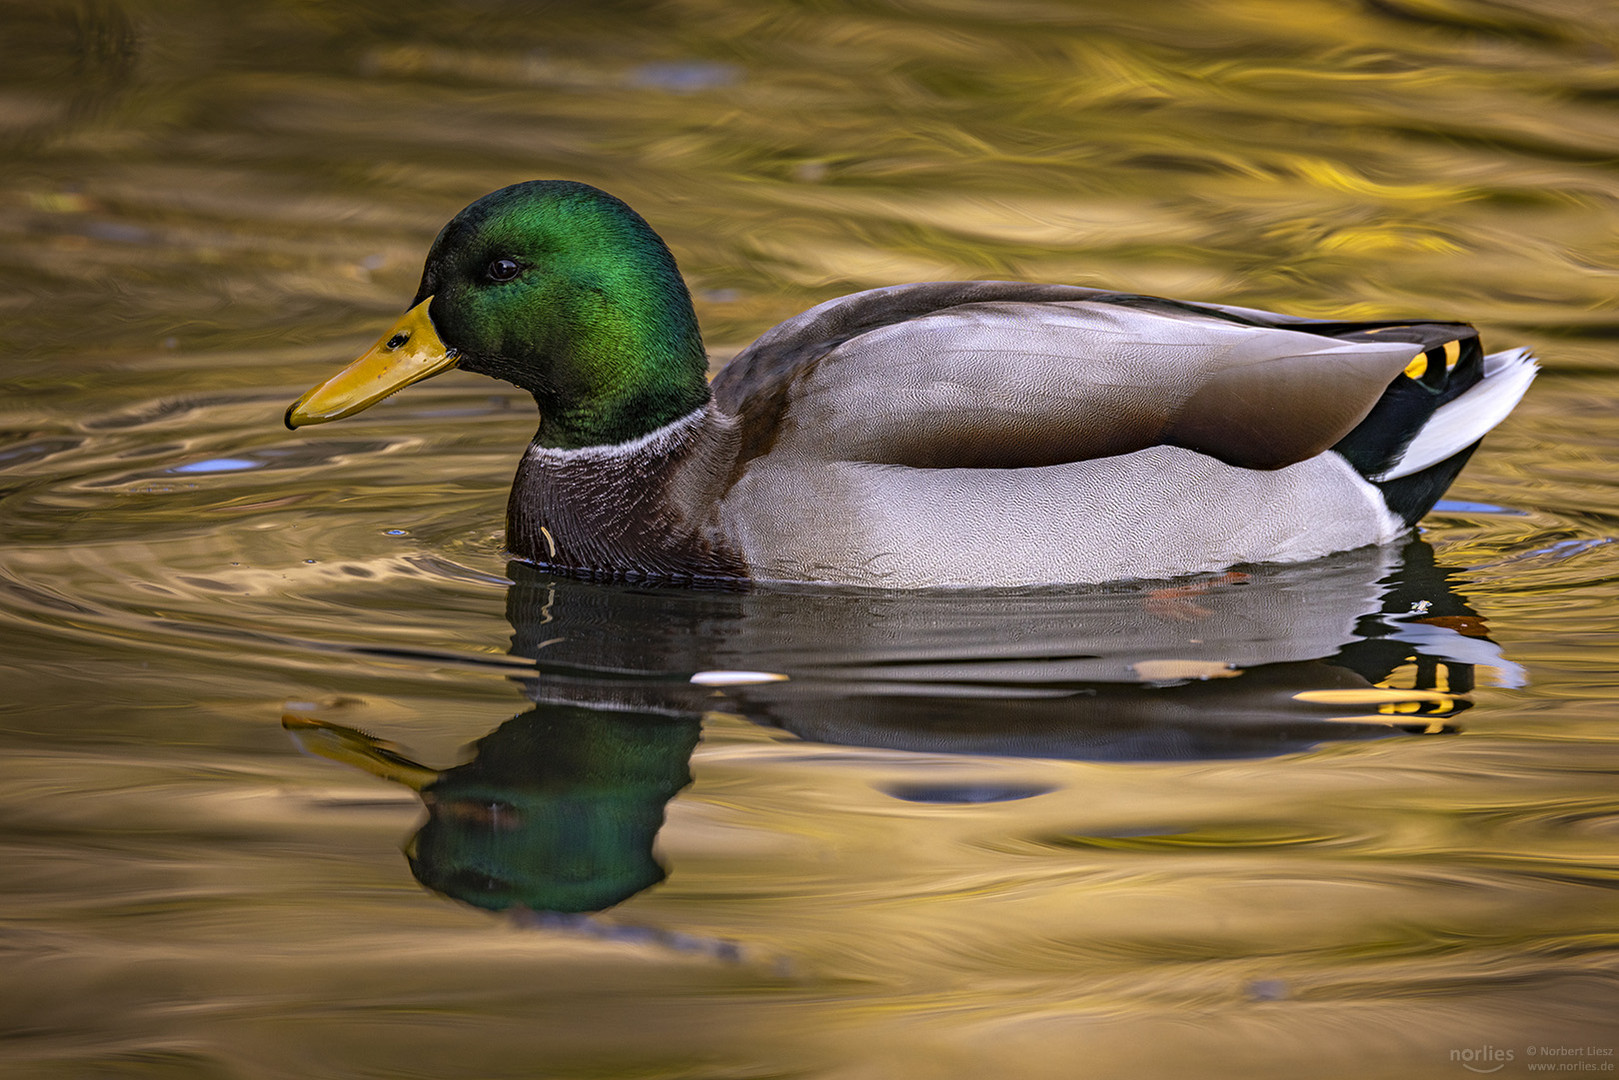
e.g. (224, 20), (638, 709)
(285, 180), (1536, 588)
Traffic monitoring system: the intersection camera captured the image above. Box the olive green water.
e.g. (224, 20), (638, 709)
(3, 1), (1618, 1077)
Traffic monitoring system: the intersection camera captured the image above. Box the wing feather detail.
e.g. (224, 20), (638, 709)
(723, 293), (1420, 471)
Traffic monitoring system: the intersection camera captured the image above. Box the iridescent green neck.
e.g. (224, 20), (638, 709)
(415, 180), (712, 450)
(514, 281), (710, 450)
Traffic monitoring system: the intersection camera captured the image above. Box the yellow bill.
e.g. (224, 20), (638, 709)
(284, 297), (458, 428)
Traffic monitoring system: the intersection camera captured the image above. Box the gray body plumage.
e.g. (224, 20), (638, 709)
(510, 282), (1535, 587)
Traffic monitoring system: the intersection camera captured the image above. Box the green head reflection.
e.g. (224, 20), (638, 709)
(287, 705), (701, 914)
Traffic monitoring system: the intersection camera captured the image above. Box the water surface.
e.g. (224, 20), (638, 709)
(2, 1), (1618, 1077)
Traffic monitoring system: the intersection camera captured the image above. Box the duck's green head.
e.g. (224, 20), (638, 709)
(285, 181), (710, 448)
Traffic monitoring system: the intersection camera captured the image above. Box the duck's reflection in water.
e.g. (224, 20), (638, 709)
(287, 539), (1520, 915)
(288, 707), (699, 914)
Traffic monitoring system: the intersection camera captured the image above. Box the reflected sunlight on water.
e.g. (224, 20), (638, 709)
(1, 0), (1618, 1077)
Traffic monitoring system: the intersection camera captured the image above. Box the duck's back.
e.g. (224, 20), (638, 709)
(714, 282), (1475, 468)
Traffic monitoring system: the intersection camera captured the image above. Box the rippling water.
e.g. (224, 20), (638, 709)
(3, 1), (1618, 1076)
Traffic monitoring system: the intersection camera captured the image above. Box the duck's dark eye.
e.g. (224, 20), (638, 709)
(486, 258), (521, 282)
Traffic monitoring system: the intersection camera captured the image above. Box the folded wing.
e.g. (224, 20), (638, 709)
(713, 282), (1473, 472)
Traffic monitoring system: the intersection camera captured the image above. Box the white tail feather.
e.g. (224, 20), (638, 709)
(1372, 347), (1537, 481)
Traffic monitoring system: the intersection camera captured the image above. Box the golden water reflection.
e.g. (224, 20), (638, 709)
(3, 0), (1619, 1074)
